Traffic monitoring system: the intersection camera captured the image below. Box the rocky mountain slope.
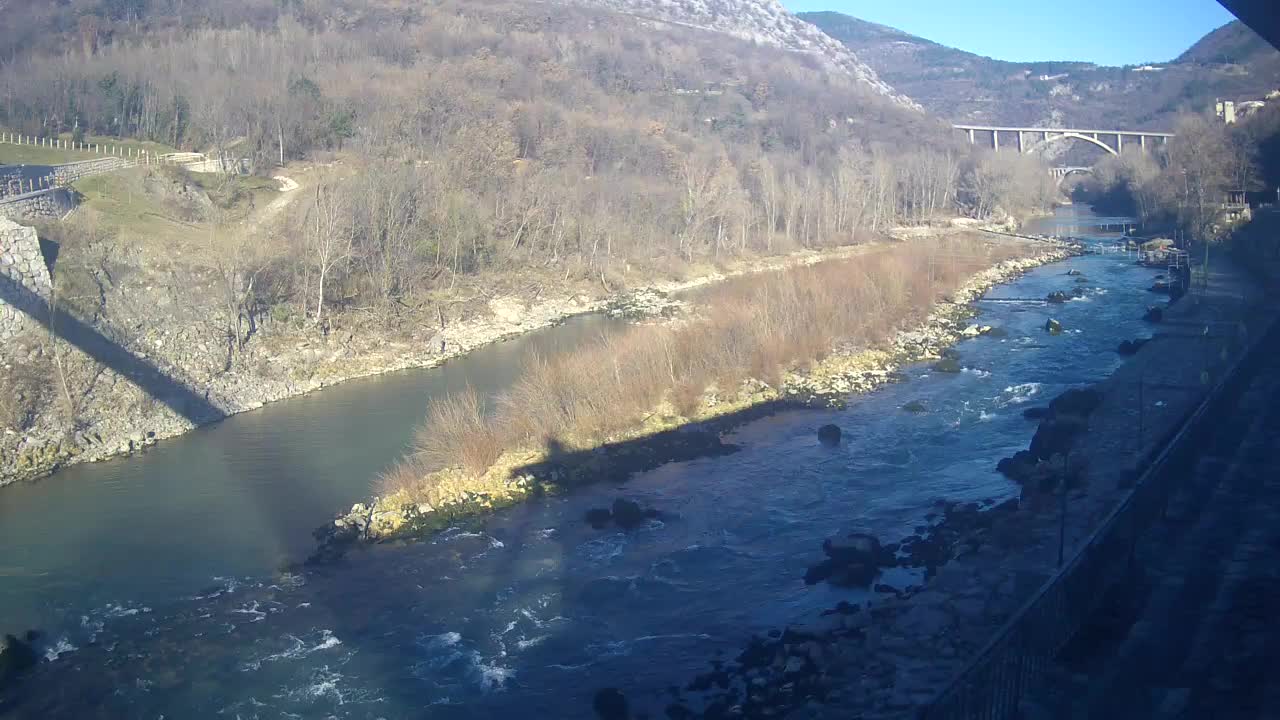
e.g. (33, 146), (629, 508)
(802, 12), (1280, 130)
(562, 0), (919, 109)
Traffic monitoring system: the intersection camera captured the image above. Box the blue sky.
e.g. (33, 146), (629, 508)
(783, 0), (1238, 66)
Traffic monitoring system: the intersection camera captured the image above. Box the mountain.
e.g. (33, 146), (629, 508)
(802, 12), (1280, 131)
(557, 0), (919, 109)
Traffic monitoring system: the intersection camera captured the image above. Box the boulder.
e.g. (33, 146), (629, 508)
(1065, 269), (1083, 276)
(610, 498), (647, 530)
(1048, 388), (1103, 418)
(1022, 407), (1052, 421)
(0, 633), (37, 688)
(1029, 415), (1088, 462)
(1070, 287), (1085, 298)
(1144, 306), (1164, 323)
(593, 688), (629, 720)
(985, 326), (1009, 338)
(823, 533), (882, 565)
(817, 424), (842, 446)
(1044, 318), (1063, 335)
(1117, 338), (1149, 356)
(902, 400), (927, 414)
(997, 450), (1038, 483)
(1075, 276), (1090, 284)
(807, 533), (896, 587)
(585, 507), (613, 529)
(932, 357), (963, 374)
(1046, 291), (1069, 304)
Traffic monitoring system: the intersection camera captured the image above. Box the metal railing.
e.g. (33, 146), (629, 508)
(918, 311), (1278, 719)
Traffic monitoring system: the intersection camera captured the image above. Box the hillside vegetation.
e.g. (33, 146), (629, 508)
(804, 12), (1280, 131)
(0, 0), (1058, 484)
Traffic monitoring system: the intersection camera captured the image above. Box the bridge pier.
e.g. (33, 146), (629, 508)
(1117, 134), (1123, 154)
(1017, 131), (1024, 154)
(992, 130), (999, 151)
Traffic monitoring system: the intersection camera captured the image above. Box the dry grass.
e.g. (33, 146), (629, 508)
(414, 385), (503, 477)
(381, 235), (1032, 497)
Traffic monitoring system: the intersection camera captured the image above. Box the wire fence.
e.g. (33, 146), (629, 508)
(916, 310), (1278, 719)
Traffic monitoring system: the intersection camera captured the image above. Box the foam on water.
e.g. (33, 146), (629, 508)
(242, 630), (343, 671)
(1000, 382), (1042, 405)
(580, 534), (627, 564)
(43, 636), (76, 661)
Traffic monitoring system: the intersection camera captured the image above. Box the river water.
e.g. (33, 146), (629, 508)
(0, 208), (1159, 719)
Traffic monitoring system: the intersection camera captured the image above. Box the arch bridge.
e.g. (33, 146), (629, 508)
(953, 125), (1174, 156)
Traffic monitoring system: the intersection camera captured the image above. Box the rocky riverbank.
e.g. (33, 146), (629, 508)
(648, 256), (1273, 720)
(0, 241), (897, 488)
(314, 240), (1076, 561)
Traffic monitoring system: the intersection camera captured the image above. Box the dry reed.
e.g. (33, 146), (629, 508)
(382, 236), (1031, 496)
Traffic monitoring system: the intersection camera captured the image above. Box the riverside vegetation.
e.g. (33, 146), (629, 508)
(317, 234), (1072, 553)
(0, 0), (1062, 486)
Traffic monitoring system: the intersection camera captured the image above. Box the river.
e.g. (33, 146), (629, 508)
(0, 208), (1159, 719)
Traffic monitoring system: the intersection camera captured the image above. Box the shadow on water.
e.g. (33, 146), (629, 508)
(0, 273), (225, 425)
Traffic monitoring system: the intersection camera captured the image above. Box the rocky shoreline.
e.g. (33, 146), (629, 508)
(313, 240), (1076, 561)
(0, 241), (897, 488)
(646, 256), (1272, 720)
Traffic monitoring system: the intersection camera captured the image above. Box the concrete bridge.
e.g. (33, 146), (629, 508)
(954, 125), (1175, 156)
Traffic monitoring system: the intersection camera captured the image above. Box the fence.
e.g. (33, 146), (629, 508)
(917, 311), (1279, 719)
(0, 130), (154, 161)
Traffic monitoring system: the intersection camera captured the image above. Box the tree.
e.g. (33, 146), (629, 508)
(303, 181), (354, 325)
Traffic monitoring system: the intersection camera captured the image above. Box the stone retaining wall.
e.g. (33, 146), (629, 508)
(0, 188), (75, 221)
(0, 216), (52, 341)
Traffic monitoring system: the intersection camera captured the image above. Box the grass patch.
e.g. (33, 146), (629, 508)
(381, 235), (1035, 503)
(73, 170), (200, 246)
(1, 129), (179, 166)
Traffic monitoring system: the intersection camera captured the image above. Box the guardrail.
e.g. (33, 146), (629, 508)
(917, 311), (1278, 719)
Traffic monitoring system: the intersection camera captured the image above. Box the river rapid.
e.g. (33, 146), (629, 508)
(0, 208), (1161, 719)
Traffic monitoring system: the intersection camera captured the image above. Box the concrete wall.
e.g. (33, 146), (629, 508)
(0, 216), (52, 342)
(0, 187), (75, 221)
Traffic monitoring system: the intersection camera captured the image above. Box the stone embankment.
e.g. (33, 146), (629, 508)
(314, 243), (1074, 560)
(651, 256), (1270, 719)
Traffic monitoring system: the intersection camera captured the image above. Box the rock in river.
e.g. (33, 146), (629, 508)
(593, 688), (629, 720)
(817, 424), (842, 446)
(0, 633), (37, 688)
(932, 357), (963, 374)
(1046, 291), (1069, 304)
(1044, 318), (1063, 335)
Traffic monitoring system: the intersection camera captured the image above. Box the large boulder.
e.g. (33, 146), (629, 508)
(817, 424), (842, 446)
(1022, 407), (1052, 421)
(932, 357), (963, 374)
(0, 633), (37, 688)
(1046, 291), (1069, 304)
(593, 688), (629, 720)
(1117, 338), (1149, 356)
(1045, 318), (1063, 335)
(610, 498), (647, 530)
(1029, 415), (1088, 461)
(806, 533), (897, 587)
(1048, 388), (1103, 418)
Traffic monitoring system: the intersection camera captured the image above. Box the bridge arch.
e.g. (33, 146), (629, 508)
(1028, 132), (1119, 157)
(1053, 166), (1094, 188)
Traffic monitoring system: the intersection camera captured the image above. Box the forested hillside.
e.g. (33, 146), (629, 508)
(804, 12), (1280, 130)
(0, 0), (1060, 484)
